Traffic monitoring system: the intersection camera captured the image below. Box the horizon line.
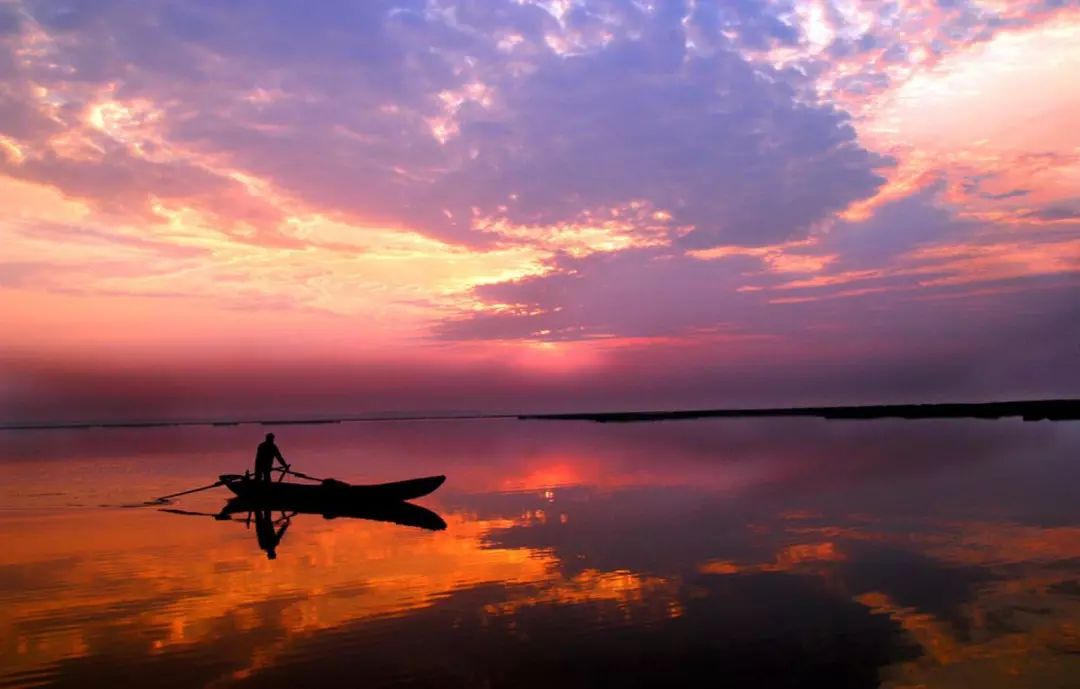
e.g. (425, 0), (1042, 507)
(1, 397), (1076, 431)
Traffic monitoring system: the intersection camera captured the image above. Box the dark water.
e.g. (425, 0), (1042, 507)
(1, 418), (1078, 688)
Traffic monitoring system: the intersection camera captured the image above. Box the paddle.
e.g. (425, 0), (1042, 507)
(146, 480), (224, 505)
(149, 466), (324, 507)
(272, 466), (326, 482)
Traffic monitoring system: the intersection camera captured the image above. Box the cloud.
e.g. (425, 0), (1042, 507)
(821, 183), (971, 269)
(0, 4), (22, 36)
(687, 0), (800, 52)
(433, 187), (953, 342)
(979, 189), (1030, 201)
(1023, 205), (1080, 222)
(5, 283), (1077, 423)
(435, 247), (765, 341)
(432, 179), (1079, 408)
(756, 0), (1080, 109)
(1, 1), (1078, 419)
(436, 18), (887, 247)
(4, 0), (887, 248)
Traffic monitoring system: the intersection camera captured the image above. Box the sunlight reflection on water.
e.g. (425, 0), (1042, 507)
(1, 418), (1078, 688)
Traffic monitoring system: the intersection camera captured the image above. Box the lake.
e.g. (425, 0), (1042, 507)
(1, 418), (1078, 688)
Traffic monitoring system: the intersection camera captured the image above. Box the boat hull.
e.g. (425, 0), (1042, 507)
(219, 474), (446, 503)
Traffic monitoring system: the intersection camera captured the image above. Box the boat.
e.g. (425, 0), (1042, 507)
(218, 473), (446, 503)
(217, 494), (447, 531)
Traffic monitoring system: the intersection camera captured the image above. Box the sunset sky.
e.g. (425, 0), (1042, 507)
(1, 0), (1078, 422)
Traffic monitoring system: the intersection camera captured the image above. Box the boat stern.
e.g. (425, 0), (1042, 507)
(218, 474), (250, 496)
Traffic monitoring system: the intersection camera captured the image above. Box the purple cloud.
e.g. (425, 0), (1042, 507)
(432, 176), (1079, 406)
(6, 0), (887, 247)
(1023, 205), (1080, 222)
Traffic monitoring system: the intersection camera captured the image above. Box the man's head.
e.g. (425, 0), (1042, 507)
(266, 432), (275, 442)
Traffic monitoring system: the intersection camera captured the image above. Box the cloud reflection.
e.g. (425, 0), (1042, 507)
(2, 418), (1078, 686)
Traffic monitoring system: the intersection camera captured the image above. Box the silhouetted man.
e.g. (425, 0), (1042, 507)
(255, 433), (288, 483)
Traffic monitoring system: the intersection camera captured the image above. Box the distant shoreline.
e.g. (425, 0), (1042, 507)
(0, 412), (519, 432)
(0, 398), (1075, 431)
(519, 399), (1078, 423)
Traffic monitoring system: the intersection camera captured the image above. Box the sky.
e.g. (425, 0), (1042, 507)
(1, 0), (1078, 422)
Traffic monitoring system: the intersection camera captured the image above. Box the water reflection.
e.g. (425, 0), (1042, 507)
(201, 495), (448, 559)
(252, 509), (288, 560)
(0, 419), (1077, 688)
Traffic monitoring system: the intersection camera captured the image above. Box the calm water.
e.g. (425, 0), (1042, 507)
(1, 418), (1078, 688)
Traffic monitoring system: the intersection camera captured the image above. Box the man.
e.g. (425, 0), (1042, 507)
(254, 432), (289, 483)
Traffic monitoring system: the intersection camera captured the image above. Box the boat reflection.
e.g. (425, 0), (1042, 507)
(164, 495), (447, 559)
(218, 494), (446, 530)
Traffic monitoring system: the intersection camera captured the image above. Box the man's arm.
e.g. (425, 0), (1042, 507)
(275, 447), (289, 469)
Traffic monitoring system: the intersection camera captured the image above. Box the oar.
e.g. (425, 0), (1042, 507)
(273, 466), (326, 482)
(146, 479), (224, 505)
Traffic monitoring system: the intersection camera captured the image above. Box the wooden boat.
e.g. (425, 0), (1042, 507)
(219, 473), (446, 503)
